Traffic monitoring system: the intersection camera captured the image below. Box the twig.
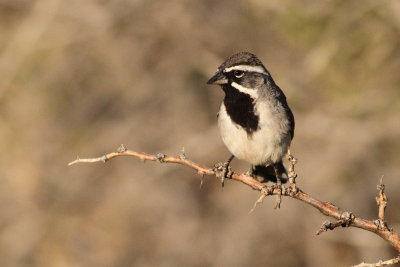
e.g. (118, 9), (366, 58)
(376, 176), (388, 221)
(287, 148), (298, 184)
(353, 255), (400, 267)
(249, 186), (273, 213)
(374, 177), (391, 231)
(69, 146), (400, 263)
(316, 212), (355, 235)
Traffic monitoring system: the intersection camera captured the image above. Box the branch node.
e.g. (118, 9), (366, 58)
(288, 183), (300, 197)
(340, 211), (355, 227)
(374, 219), (392, 232)
(117, 144), (127, 153)
(156, 153), (166, 163)
(101, 155), (108, 163)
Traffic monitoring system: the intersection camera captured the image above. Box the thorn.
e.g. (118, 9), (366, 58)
(179, 147), (186, 160)
(199, 174), (204, 189)
(249, 193), (267, 214)
(377, 175), (385, 191)
(249, 187), (271, 213)
(117, 144), (127, 153)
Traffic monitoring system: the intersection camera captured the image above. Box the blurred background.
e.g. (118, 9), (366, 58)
(0, 0), (399, 266)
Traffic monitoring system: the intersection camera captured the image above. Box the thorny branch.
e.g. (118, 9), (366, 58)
(69, 145), (400, 266)
(352, 256), (400, 267)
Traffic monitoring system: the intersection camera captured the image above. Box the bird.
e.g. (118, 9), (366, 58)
(207, 52), (295, 190)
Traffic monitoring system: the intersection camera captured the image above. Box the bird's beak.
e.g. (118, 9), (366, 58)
(207, 71), (228, 85)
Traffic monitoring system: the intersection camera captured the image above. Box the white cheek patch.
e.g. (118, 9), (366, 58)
(231, 82), (259, 99)
(224, 65), (267, 75)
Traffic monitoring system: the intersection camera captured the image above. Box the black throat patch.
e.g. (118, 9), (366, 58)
(222, 84), (260, 135)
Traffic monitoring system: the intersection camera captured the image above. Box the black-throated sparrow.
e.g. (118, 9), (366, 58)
(207, 52), (295, 190)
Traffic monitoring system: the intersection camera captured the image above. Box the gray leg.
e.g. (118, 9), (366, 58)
(273, 163), (283, 209)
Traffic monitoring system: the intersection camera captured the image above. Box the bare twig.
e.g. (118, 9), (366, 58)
(353, 255), (400, 267)
(69, 146), (400, 264)
(287, 148), (299, 196)
(287, 148), (298, 184)
(249, 186), (273, 213)
(376, 176), (388, 221)
(316, 212), (355, 235)
(373, 177), (391, 231)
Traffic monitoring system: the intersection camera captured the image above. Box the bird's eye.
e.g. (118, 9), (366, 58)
(233, 70), (244, 78)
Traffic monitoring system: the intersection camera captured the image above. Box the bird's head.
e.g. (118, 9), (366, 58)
(207, 52), (270, 97)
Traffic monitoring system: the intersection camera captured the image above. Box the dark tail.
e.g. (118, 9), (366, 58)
(252, 161), (288, 183)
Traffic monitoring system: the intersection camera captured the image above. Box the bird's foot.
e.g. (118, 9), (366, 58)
(213, 160), (233, 188)
(272, 163), (285, 209)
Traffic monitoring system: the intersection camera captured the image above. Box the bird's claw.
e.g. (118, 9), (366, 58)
(213, 161), (233, 188)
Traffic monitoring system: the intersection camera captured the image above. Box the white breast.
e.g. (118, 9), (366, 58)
(218, 101), (291, 166)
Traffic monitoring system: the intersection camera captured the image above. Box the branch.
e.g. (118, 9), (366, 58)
(69, 145), (400, 266)
(353, 256), (400, 267)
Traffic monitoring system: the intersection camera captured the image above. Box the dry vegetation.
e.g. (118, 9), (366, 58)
(0, 0), (400, 266)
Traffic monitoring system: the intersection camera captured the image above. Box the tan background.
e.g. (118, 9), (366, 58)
(1, 0), (400, 266)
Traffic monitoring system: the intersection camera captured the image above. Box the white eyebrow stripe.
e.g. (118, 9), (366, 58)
(224, 65), (267, 75)
(231, 82), (259, 99)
